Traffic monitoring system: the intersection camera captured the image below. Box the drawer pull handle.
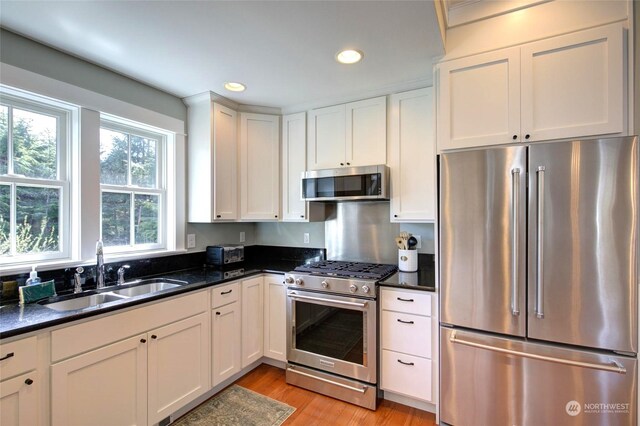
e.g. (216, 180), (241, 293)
(0, 352), (14, 361)
(397, 359), (415, 366)
(221, 289), (233, 295)
(151, 335), (157, 339)
(216, 311), (221, 315)
(397, 297), (414, 302)
(25, 378), (34, 385)
(140, 338), (147, 343)
(397, 319), (414, 324)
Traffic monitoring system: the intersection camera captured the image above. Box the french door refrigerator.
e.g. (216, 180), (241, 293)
(439, 136), (638, 426)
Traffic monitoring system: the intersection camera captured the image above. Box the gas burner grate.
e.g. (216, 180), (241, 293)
(295, 260), (397, 280)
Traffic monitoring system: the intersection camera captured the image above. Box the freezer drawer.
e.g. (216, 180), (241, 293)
(441, 327), (637, 426)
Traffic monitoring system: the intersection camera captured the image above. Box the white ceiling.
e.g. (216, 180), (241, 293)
(0, 1), (445, 111)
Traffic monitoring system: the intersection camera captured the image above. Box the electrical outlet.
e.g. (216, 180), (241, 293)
(187, 234), (196, 248)
(240, 231), (246, 243)
(414, 235), (422, 249)
(303, 233), (310, 244)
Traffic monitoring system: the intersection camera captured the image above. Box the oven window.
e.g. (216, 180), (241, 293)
(294, 301), (364, 365)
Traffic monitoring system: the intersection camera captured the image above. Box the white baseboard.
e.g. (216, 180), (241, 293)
(382, 390), (437, 414)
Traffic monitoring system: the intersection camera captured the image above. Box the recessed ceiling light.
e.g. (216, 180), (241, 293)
(224, 82), (246, 92)
(336, 49), (363, 64)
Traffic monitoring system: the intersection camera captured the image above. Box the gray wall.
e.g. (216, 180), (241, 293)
(0, 29), (186, 122)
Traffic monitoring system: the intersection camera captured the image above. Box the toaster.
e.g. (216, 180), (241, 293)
(206, 245), (244, 265)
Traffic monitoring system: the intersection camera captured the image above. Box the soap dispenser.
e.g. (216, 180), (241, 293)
(25, 265), (42, 286)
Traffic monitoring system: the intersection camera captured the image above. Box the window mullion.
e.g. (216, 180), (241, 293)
(130, 191), (135, 247)
(7, 105), (13, 175)
(9, 183), (16, 256)
(127, 133), (132, 186)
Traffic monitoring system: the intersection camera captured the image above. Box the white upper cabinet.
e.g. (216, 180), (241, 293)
(239, 113), (280, 221)
(186, 97), (238, 222)
(281, 112), (307, 221)
(346, 97), (387, 166)
(308, 96), (387, 170)
(389, 88), (436, 222)
(437, 23), (625, 151)
(520, 24), (624, 142)
(438, 48), (521, 150)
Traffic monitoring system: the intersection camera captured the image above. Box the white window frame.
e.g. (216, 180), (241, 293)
(0, 89), (74, 265)
(99, 115), (168, 254)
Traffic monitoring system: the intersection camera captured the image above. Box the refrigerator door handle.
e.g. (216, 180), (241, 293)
(511, 168), (520, 316)
(449, 331), (627, 374)
(535, 166), (545, 319)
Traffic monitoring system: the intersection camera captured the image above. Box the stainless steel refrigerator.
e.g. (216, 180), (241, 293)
(439, 136), (638, 425)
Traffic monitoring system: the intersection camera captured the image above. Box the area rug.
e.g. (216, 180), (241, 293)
(172, 385), (295, 426)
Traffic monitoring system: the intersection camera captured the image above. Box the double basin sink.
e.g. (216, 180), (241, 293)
(41, 278), (186, 312)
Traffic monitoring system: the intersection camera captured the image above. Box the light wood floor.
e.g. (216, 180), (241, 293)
(234, 364), (437, 425)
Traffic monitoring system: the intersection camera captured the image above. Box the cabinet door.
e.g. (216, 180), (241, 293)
(521, 24), (624, 141)
(346, 96), (387, 166)
(282, 112), (307, 221)
(239, 113), (280, 220)
(213, 102), (238, 221)
(389, 88), (436, 222)
(438, 47), (521, 150)
(307, 104), (346, 170)
(0, 371), (38, 426)
(51, 334), (147, 426)
(148, 313), (210, 425)
(241, 277), (264, 367)
(263, 276), (286, 362)
(212, 302), (241, 386)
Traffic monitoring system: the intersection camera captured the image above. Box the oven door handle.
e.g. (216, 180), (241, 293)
(287, 293), (368, 309)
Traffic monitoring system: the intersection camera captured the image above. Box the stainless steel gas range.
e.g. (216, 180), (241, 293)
(284, 260), (397, 410)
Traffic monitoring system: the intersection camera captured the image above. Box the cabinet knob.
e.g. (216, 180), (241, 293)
(25, 378), (34, 385)
(216, 311), (221, 315)
(394, 214), (398, 218)
(140, 338), (147, 343)
(275, 215), (278, 218)
(512, 135), (518, 140)
(525, 134), (530, 140)
(340, 163), (344, 166)
(151, 335), (157, 339)
(346, 162), (351, 166)
(300, 215), (304, 218)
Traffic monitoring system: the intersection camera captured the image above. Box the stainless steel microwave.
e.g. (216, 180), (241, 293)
(301, 164), (389, 202)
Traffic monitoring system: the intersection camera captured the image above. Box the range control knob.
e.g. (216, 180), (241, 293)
(321, 280), (329, 289)
(295, 278), (304, 286)
(349, 284), (357, 293)
(285, 276), (294, 284)
(362, 285), (370, 294)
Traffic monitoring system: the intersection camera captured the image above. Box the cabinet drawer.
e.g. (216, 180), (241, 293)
(0, 336), (37, 381)
(381, 349), (432, 402)
(211, 282), (240, 308)
(381, 311), (431, 358)
(381, 288), (431, 316)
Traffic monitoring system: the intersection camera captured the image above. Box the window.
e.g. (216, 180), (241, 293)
(100, 118), (166, 252)
(0, 91), (71, 263)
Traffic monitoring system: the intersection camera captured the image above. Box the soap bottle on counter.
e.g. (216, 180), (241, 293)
(25, 265), (42, 286)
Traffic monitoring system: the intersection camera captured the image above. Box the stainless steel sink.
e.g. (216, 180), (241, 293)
(41, 277), (186, 311)
(43, 293), (128, 311)
(112, 282), (182, 297)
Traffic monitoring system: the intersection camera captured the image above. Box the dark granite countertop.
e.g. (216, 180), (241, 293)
(378, 254), (436, 292)
(0, 262), (294, 340)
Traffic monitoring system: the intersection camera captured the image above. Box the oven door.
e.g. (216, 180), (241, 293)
(286, 289), (377, 383)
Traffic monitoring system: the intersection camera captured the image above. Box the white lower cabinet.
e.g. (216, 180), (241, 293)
(0, 371), (39, 426)
(51, 334), (148, 426)
(241, 277), (264, 367)
(380, 287), (435, 403)
(212, 282), (242, 386)
(147, 313), (210, 424)
(263, 275), (286, 362)
(50, 291), (210, 426)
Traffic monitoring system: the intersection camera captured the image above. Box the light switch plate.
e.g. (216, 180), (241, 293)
(187, 234), (196, 248)
(303, 233), (310, 244)
(240, 232), (246, 243)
